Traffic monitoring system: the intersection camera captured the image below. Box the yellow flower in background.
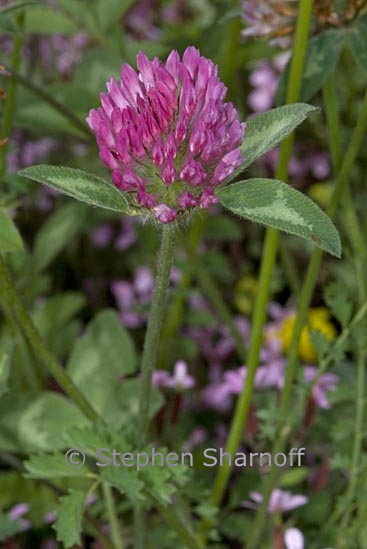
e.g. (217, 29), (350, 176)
(308, 182), (333, 210)
(235, 276), (259, 315)
(278, 307), (337, 363)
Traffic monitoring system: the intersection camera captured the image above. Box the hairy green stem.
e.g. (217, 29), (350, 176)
(137, 223), (177, 444)
(158, 213), (206, 369)
(102, 483), (124, 549)
(246, 79), (367, 549)
(198, 2), (315, 543)
(135, 224), (177, 549)
(0, 12), (24, 180)
(0, 256), (100, 422)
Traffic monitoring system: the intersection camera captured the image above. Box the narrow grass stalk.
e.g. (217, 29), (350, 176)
(337, 352), (366, 539)
(323, 78), (367, 287)
(198, 1), (315, 543)
(0, 12), (24, 180)
(0, 256), (100, 422)
(102, 483), (124, 549)
(323, 76), (367, 544)
(246, 83), (367, 549)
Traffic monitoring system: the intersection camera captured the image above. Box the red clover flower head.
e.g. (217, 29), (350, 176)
(87, 47), (246, 223)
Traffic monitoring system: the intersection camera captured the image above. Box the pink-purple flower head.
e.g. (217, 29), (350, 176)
(87, 47), (246, 224)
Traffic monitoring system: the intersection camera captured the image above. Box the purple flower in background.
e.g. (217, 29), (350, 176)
(262, 146), (330, 181)
(182, 427), (208, 452)
(8, 503), (31, 531)
(91, 223), (115, 248)
(125, 0), (161, 40)
(111, 266), (154, 328)
(247, 54), (289, 112)
(241, 1), (298, 48)
(115, 217), (138, 251)
(304, 367), (339, 409)
(7, 131), (57, 173)
(43, 511), (57, 524)
(152, 360), (195, 391)
(248, 489), (308, 513)
(87, 47), (245, 223)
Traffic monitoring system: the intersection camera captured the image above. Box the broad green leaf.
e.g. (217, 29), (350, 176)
(55, 0), (99, 35)
(276, 30), (345, 103)
(0, 209), (23, 252)
(33, 202), (88, 272)
(74, 46), (122, 92)
(25, 453), (90, 479)
(236, 104), (317, 174)
(33, 292), (86, 360)
(63, 424), (131, 457)
(94, 0), (135, 31)
(116, 379), (164, 426)
(24, 5), (79, 33)
(68, 309), (136, 378)
(67, 310), (138, 423)
(0, 391), (88, 452)
(0, 353), (10, 397)
(53, 490), (86, 548)
(0, 2), (40, 15)
(136, 447), (189, 503)
(348, 13), (367, 78)
(217, 178), (341, 257)
(100, 467), (144, 504)
(33, 293), (86, 332)
(0, 512), (24, 542)
(13, 85), (95, 136)
(19, 165), (132, 213)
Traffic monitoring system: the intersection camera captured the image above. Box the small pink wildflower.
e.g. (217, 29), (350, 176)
(152, 360), (195, 391)
(87, 47), (245, 223)
(8, 503), (31, 531)
(248, 489), (308, 513)
(304, 366), (339, 409)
